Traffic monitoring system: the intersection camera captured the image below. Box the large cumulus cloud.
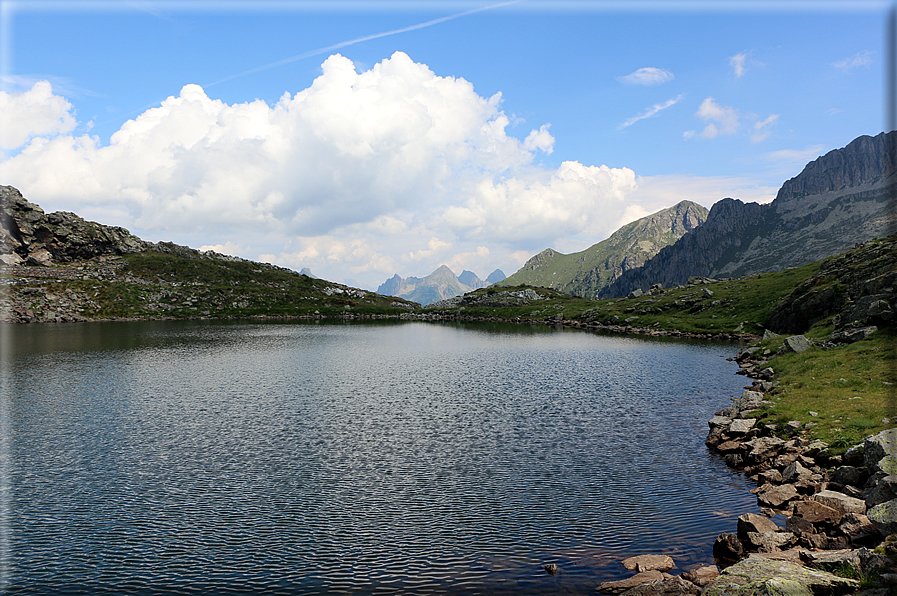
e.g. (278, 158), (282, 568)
(1, 52), (641, 286)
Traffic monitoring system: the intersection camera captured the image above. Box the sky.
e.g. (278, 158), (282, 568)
(0, 0), (892, 290)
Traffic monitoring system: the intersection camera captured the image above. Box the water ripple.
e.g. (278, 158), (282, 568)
(6, 320), (755, 594)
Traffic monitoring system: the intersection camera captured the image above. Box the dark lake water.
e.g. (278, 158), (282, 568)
(0, 319), (757, 594)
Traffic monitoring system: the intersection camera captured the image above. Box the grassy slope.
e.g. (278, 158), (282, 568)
(5, 248), (417, 320)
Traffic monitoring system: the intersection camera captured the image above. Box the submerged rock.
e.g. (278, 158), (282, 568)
(621, 554), (674, 573)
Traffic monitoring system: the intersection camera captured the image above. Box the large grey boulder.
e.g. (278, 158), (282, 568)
(701, 556), (860, 595)
(812, 490), (867, 515)
(867, 498), (897, 536)
(864, 428), (897, 471)
(780, 335), (811, 354)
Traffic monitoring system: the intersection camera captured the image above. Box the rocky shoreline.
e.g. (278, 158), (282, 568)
(587, 336), (897, 595)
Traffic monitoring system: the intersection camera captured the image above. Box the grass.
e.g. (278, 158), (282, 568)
(749, 327), (896, 449)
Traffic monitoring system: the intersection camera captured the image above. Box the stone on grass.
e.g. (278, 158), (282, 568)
(621, 555), (674, 573)
(780, 335), (811, 354)
(701, 556), (859, 596)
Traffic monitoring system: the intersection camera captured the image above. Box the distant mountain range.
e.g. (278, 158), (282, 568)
(598, 131), (896, 298)
(376, 266), (506, 306)
(496, 200), (708, 298)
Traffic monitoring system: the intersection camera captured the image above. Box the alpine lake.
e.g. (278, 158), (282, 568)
(1, 319), (758, 594)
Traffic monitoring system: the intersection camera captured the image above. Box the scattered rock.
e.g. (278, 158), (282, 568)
(617, 576), (701, 595)
(679, 566), (718, 587)
(712, 533), (743, 566)
(597, 570), (664, 594)
(866, 498), (897, 536)
(701, 556), (859, 595)
(812, 490), (867, 515)
(621, 555), (675, 573)
(757, 484), (799, 509)
(736, 513), (778, 540)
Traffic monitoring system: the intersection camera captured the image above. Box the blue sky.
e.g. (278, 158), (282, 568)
(0, 1), (891, 289)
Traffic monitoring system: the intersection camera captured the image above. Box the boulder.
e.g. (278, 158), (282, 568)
(621, 555), (675, 573)
(812, 490), (866, 515)
(701, 556), (859, 595)
(719, 391), (769, 418)
(757, 484), (799, 509)
(728, 419), (757, 434)
(758, 469), (783, 484)
(712, 533), (743, 566)
(597, 570), (664, 594)
(866, 498), (897, 536)
(743, 437), (785, 465)
(745, 531), (797, 553)
(617, 576), (701, 596)
(838, 512), (880, 544)
(792, 500), (842, 526)
(708, 416), (733, 429)
(865, 475), (897, 509)
(780, 335), (811, 354)
(830, 326), (878, 343)
(736, 513), (778, 540)
(679, 566), (718, 587)
(782, 461), (812, 483)
(863, 428), (897, 471)
(830, 465), (866, 488)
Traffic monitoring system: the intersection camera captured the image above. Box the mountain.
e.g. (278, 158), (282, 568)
(497, 200), (708, 298)
(376, 265), (505, 306)
(599, 131), (896, 298)
(486, 269), (506, 284)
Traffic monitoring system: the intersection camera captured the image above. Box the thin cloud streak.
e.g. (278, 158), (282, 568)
(618, 94), (683, 129)
(206, 0), (520, 88)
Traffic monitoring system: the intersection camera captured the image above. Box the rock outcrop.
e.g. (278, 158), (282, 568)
(765, 235), (896, 334)
(600, 131), (896, 298)
(1, 185), (148, 266)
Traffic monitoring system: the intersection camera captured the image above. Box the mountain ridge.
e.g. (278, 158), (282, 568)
(497, 200), (708, 298)
(599, 131), (896, 298)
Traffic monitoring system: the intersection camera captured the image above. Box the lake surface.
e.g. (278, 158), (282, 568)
(1, 320), (756, 594)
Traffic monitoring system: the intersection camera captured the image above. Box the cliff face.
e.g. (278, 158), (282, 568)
(1, 185), (148, 266)
(600, 131), (896, 298)
(500, 200), (708, 298)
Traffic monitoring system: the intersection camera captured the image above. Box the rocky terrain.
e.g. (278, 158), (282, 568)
(498, 200), (708, 298)
(600, 131), (896, 299)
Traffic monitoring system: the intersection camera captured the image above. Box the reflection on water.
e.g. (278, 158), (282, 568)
(4, 320), (755, 594)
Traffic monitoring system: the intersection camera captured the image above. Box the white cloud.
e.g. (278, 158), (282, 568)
(833, 51), (872, 71)
(730, 52), (748, 78)
(198, 241), (248, 256)
(751, 114), (779, 143)
(5, 55), (769, 290)
(618, 94), (683, 129)
(0, 80), (77, 150)
(617, 67), (674, 86)
(692, 97), (739, 139)
(764, 144), (827, 166)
